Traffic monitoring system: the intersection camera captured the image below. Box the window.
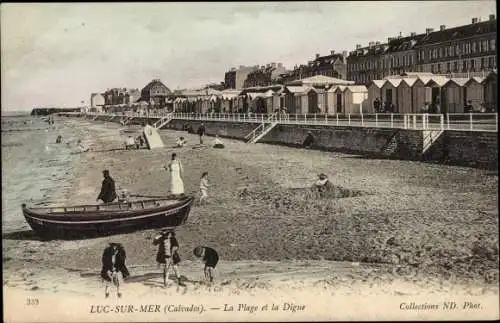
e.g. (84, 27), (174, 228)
(470, 59), (475, 69)
(456, 44), (460, 55)
(489, 57), (494, 68)
(447, 62), (451, 72)
(491, 38), (496, 51)
(439, 47), (443, 58)
(481, 57), (485, 68)
(450, 46), (455, 56)
(444, 47), (448, 57)
(472, 41), (477, 53)
(437, 64), (441, 73)
(484, 40), (490, 51)
(463, 60), (467, 71)
(431, 64), (435, 73)
(428, 50), (432, 60)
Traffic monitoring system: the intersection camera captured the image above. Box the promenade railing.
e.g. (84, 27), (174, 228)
(77, 111), (498, 132)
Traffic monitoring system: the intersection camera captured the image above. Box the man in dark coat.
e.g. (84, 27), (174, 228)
(153, 230), (181, 287)
(97, 170), (117, 203)
(101, 243), (130, 298)
(197, 123), (206, 145)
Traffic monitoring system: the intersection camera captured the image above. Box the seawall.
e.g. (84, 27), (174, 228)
(63, 114), (498, 170)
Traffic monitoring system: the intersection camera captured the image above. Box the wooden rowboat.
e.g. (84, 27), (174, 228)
(21, 195), (194, 240)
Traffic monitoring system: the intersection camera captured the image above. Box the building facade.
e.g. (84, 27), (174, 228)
(138, 79), (172, 108)
(348, 14), (497, 85)
(415, 15), (497, 77)
(243, 63), (287, 88)
(276, 51), (348, 85)
(90, 93), (105, 112)
(224, 65), (259, 89)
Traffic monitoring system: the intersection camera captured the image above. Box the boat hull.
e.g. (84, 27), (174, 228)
(22, 197), (194, 240)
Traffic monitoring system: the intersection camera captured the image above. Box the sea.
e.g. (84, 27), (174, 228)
(1, 115), (83, 234)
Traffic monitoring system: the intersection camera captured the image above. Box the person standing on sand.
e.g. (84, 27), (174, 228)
(101, 243), (130, 298)
(199, 172), (210, 204)
(165, 153), (184, 196)
(153, 230), (181, 287)
(97, 170), (117, 203)
(197, 123), (206, 144)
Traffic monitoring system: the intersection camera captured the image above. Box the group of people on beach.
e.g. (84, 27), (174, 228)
(101, 230), (219, 298)
(176, 122), (225, 149)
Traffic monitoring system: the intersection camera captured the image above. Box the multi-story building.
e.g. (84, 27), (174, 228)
(138, 79), (172, 108)
(347, 42), (390, 85)
(243, 63), (287, 88)
(415, 15), (497, 77)
(224, 65), (259, 89)
(278, 51), (348, 84)
(102, 88), (141, 106)
(348, 14), (497, 85)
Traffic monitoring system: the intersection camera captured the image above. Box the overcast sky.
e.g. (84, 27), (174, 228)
(1, 2), (496, 111)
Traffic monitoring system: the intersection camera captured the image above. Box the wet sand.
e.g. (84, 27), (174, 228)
(2, 116), (499, 299)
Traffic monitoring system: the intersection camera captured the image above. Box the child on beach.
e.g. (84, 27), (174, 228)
(193, 246), (219, 282)
(101, 243), (130, 298)
(153, 230), (182, 287)
(199, 172), (209, 205)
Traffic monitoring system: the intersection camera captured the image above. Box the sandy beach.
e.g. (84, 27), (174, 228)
(3, 116), (499, 306)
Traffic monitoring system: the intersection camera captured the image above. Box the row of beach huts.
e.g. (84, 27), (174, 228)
(104, 72), (496, 116)
(168, 72), (497, 115)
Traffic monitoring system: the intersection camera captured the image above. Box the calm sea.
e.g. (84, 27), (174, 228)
(1, 116), (81, 233)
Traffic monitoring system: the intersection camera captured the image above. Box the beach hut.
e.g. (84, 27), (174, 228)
(333, 86), (346, 114)
(464, 77), (484, 111)
(343, 85), (369, 114)
(367, 80), (386, 112)
(424, 76), (450, 113)
(397, 78), (418, 113)
(326, 86), (337, 114)
(315, 88), (327, 114)
(482, 71), (497, 112)
(412, 77), (432, 113)
(284, 86), (313, 114)
(381, 79), (402, 112)
(441, 78), (468, 113)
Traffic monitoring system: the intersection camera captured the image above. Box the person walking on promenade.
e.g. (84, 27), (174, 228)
(97, 170), (117, 203)
(199, 172), (210, 205)
(153, 230), (182, 287)
(165, 153), (184, 196)
(197, 122), (206, 144)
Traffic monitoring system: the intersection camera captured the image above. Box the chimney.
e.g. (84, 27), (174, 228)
(425, 28), (434, 35)
(356, 44), (362, 49)
(440, 25), (446, 31)
(388, 37), (393, 42)
(315, 53), (320, 58)
(369, 41), (375, 47)
(489, 14), (495, 21)
(472, 17), (478, 24)
(330, 50), (335, 55)
(410, 32), (417, 37)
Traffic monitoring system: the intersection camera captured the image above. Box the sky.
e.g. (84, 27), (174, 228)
(1, 2), (496, 111)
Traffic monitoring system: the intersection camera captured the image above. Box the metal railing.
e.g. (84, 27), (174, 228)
(66, 111), (498, 132)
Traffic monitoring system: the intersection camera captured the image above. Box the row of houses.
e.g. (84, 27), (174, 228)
(223, 14), (496, 89)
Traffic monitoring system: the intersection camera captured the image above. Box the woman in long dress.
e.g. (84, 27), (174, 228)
(166, 153), (184, 196)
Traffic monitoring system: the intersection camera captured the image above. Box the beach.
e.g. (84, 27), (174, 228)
(2, 116), (499, 306)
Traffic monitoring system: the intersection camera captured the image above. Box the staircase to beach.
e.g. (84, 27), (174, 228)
(245, 114), (279, 144)
(422, 129), (444, 154)
(152, 113), (173, 129)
